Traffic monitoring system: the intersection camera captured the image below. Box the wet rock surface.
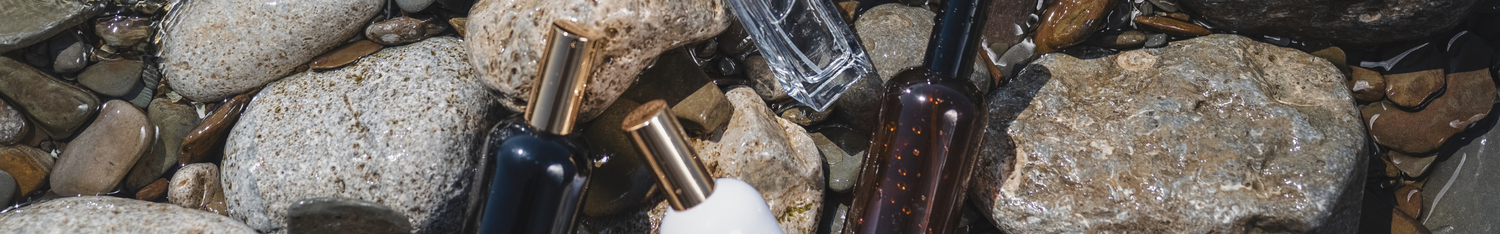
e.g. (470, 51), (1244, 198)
(1180, 0), (1483, 45)
(0, 57), (100, 138)
(223, 37), (497, 233)
(170, 163), (226, 214)
(309, 40), (384, 71)
(179, 90), (254, 165)
(160, 0), (384, 101)
(0, 196), (257, 233)
(1034, 0), (1117, 53)
(0, 0), (97, 53)
(366, 17), (446, 46)
(974, 35), (1365, 233)
(123, 98), (200, 191)
(1420, 116), (1500, 233)
(285, 197), (413, 234)
(0, 145), (52, 199)
(466, 0), (729, 122)
(856, 3), (934, 83)
(51, 100), (155, 196)
(78, 59), (145, 97)
(0, 99), (27, 145)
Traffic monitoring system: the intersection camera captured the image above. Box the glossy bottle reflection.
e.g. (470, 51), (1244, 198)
(467, 21), (603, 234)
(843, 0), (990, 233)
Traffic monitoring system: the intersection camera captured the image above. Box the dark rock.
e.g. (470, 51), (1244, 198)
(745, 55), (790, 102)
(618, 48), (715, 106)
(1133, 16), (1211, 36)
(287, 197), (413, 234)
(1349, 66), (1386, 103)
(670, 84), (734, 134)
(78, 59), (145, 97)
(1180, 0), (1483, 45)
(135, 178), (169, 201)
(365, 17), (446, 46)
(0, 0), (97, 53)
(709, 57), (740, 77)
(0, 98), (28, 145)
(579, 98), (658, 217)
(974, 35), (1365, 233)
(1034, 0), (1118, 54)
(0, 57), (101, 138)
(1057, 44), (1114, 59)
(53, 41), (89, 73)
(309, 40), (383, 70)
(1148, 0), (1179, 12)
(0, 145), (52, 198)
(830, 64), (884, 136)
(94, 16), (154, 52)
(717, 15), (756, 57)
(1144, 32), (1168, 48)
(179, 88), (253, 165)
(123, 98), (200, 191)
(979, 0), (1039, 64)
(0, 170), (13, 204)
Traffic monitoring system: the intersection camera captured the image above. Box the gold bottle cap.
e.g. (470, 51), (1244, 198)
(623, 100), (716, 211)
(526, 20), (603, 135)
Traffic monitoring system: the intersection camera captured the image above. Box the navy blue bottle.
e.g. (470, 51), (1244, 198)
(467, 21), (603, 234)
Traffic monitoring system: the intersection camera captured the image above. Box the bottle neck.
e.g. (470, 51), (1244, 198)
(623, 100), (717, 211)
(921, 0), (989, 79)
(526, 21), (603, 135)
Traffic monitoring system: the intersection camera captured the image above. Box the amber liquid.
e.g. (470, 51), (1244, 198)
(844, 68), (988, 234)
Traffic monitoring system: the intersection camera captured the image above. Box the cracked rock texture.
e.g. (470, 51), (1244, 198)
(160, 0), (383, 101)
(223, 37), (499, 233)
(466, 0), (729, 122)
(0, 196), (256, 233)
(973, 34), (1366, 233)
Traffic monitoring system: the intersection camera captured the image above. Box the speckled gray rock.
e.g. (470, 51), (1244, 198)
(0, 57), (100, 138)
(856, 3), (934, 83)
(973, 34), (1366, 233)
(170, 163), (222, 211)
(645, 87), (823, 233)
(160, 0), (384, 101)
(124, 98), (200, 191)
(0, 0), (96, 53)
(466, 0), (729, 121)
(0, 196), (256, 233)
(51, 100), (155, 196)
(223, 37), (498, 233)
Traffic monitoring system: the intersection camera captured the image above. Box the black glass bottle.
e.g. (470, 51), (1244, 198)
(843, 0), (990, 233)
(466, 21), (603, 234)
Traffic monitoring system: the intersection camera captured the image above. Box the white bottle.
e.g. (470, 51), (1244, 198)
(623, 100), (785, 234)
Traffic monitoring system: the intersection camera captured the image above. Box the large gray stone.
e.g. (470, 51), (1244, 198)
(160, 0), (383, 101)
(466, 0), (729, 122)
(0, 196), (257, 233)
(0, 0), (96, 53)
(972, 34), (1366, 233)
(223, 37), (499, 233)
(1420, 117), (1500, 233)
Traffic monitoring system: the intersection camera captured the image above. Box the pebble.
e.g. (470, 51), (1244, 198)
(1161, 12), (1190, 21)
(77, 59), (144, 97)
(977, 35), (1364, 233)
(52, 41), (89, 73)
(0, 0), (97, 53)
(94, 16), (153, 52)
(308, 40), (384, 70)
(1144, 32), (1169, 47)
(123, 98), (201, 191)
(1420, 118), (1500, 232)
(51, 100), (155, 196)
(745, 55), (791, 102)
(653, 87), (824, 233)
(780, 104), (833, 126)
(1133, 16), (1212, 36)
(286, 197), (413, 234)
(0, 99), (28, 145)
(718, 19), (756, 57)
(1310, 46), (1348, 73)
(831, 65), (886, 136)
(837, 1), (859, 23)
(709, 57), (740, 76)
(1364, 70), (1495, 155)
(811, 133), (862, 193)
(366, 16), (446, 46)
(0, 145), (52, 198)
(178, 89), (253, 165)
(1394, 184), (1422, 217)
(0, 170), (14, 204)
(160, 0), (384, 101)
(670, 84), (734, 134)
(691, 39), (719, 60)
(1382, 69), (1445, 109)
(1387, 150), (1437, 177)
(979, 0), (1040, 56)
(1034, 0), (1118, 54)
(223, 37), (497, 233)
(1180, 0), (1483, 44)
(579, 98), (659, 216)
(1389, 207), (1428, 234)
(395, 0), (434, 12)
(1134, 1), (1154, 17)
(136, 178), (169, 201)
(0, 196), (258, 233)
(617, 48), (715, 106)
(124, 80), (155, 108)
(1349, 66), (1386, 102)
(449, 18), (468, 38)
(169, 163), (225, 213)
(1093, 30), (1146, 48)
(1149, 0), (1179, 12)
(856, 3), (935, 82)
(0, 57), (101, 138)
(466, 0), (728, 122)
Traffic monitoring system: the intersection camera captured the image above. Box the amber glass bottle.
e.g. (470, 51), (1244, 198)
(842, 0), (990, 233)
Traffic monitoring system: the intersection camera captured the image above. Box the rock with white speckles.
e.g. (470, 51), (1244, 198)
(644, 87), (824, 234)
(0, 196), (257, 233)
(973, 34), (1366, 233)
(160, 0), (383, 101)
(222, 37), (499, 233)
(466, 0), (730, 122)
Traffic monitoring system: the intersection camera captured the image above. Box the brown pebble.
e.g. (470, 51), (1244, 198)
(0, 145), (53, 198)
(365, 16), (446, 46)
(135, 178), (169, 201)
(1366, 70), (1495, 155)
(1349, 67), (1386, 103)
(1390, 208), (1432, 234)
(1034, 0), (1119, 54)
(1394, 184), (1422, 217)
(1157, 12), (1190, 21)
(1384, 69), (1445, 109)
(838, 1), (859, 23)
(1133, 16), (1211, 36)
(1388, 150), (1437, 176)
(1310, 46), (1348, 73)
(179, 89), (258, 164)
(309, 40), (383, 71)
(450, 18), (469, 38)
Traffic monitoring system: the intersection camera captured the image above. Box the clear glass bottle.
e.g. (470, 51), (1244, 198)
(465, 21), (602, 234)
(622, 100), (784, 234)
(843, 0), (991, 233)
(726, 0), (877, 111)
